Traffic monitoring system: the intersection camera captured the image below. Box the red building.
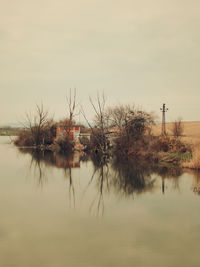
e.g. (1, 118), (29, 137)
(56, 125), (81, 140)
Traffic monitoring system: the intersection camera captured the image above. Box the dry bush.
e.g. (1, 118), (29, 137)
(172, 118), (184, 137)
(150, 136), (190, 153)
(42, 124), (57, 145)
(79, 136), (92, 151)
(14, 103), (55, 147)
(112, 106), (155, 157)
(14, 123), (56, 147)
(90, 129), (109, 153)
(25, 103), (50, 146)
(150, 136), (169, 152)
(55, 136), (74, 153)
(183, 143), (200, 169)
(14, 130), (34, 146)
(114, 135), (154, 159)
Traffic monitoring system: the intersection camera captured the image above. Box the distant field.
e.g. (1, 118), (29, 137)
(0, 128), (22, 136)
(152, 121), (200, 145)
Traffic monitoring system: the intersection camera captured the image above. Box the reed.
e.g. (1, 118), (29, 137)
(182, 143), (200, 169)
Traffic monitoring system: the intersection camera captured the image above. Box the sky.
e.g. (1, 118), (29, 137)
(1, 0), (200, 125)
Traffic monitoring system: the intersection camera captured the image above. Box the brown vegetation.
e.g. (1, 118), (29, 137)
(14, 130), (34, 146)
(81, 93), (109, 154)
(151, 136), (190, 153)
(110, 106), (155, 158)
(14, 92), (197, 165)
(152, 121), (200, 145)
(14, 104), (56, 147)
(182, 143), (200, 169)
(54, 136), (74, 153)
(172, 118), (184, 137)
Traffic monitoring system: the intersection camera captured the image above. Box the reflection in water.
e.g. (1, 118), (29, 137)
(153, 165), (183, 194)
(19, 148), (81, 168)
(2, 139), (200, 267)
(56, 153), (80, 168)
(19, 149), (82, 207)
(186, 169), (200, 195)
(29, 150), (48, 187)
(111, 159), (156, 197)
(87, 155), (110, 216)
(17, 148), (197, 212)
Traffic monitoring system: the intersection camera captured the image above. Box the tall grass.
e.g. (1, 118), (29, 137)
(182, 143), (200, 169)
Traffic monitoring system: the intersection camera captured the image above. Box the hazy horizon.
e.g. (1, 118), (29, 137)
(1, 0), (200, 124)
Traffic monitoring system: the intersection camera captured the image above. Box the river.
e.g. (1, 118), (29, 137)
(0, 136), (200, 267)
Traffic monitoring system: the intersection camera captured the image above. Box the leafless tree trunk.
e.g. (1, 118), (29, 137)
(25, 103), (49, 146)
(65, 88), (79, 138)
(82, 93), (109, 153)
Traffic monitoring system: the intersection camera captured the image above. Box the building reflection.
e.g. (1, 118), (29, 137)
(56, 153), (80, 168)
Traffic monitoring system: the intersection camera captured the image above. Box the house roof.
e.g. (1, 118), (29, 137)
(56, 124), (81, 127)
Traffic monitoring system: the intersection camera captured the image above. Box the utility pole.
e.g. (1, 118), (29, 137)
(160, 103), (168, 136)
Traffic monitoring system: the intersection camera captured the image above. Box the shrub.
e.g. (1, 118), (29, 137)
(112, 107), (155, 157)
(14, 130), (34, 146)
(172, 119), (184, 137)
(90, 129), (109, 153)
(150, 136), (190, 153)
(183, 143), (200, 169)
(42, 124), (57, 145)
(14, 124), (57, 147)
(55, 136), (74, 153)
(79, 136), (92, 151)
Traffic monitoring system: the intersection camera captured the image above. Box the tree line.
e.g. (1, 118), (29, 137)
(14, 91), (188, 163)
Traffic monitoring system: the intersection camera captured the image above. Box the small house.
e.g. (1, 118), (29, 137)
(56, 125), (81, 140)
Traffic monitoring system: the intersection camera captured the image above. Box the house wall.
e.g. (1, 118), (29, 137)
(56, 126), (80, 140)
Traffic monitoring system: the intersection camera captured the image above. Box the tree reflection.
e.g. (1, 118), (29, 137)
(152, 165), (183, 194)
(87, 154), (110, 216)
(29, 150), (47, 187)
(18, 148), (48, 187)
(17, 147), (186, 215)
(111, 158), (156, 197)
(63, 163), (76, 208)
(185, 169), (200, 195)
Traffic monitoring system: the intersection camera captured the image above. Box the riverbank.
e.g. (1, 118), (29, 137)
(13, 119), (199, 168)
(14, 139), (193, 168)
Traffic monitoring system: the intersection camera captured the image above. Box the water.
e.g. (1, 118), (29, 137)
(0, 136), (200, 267)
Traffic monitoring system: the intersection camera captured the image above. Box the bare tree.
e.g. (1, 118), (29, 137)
(172, 118), (184, 137)
(25, 103), (50, 146)
(81, 93), (109, 154)
(89, 93), (109, 153)
(64, 88), (79, 137)
(66, 89), (78, 125)
(104, 104), (134, 136)
(90, 93), (106, 130)
(105, 104), (155, 157)
(106, 104), (154, 138)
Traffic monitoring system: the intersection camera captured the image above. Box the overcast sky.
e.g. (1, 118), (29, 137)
(1, 0), (200, 124)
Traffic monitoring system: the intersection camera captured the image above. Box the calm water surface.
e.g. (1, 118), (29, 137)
(0, 136), (200, 267)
